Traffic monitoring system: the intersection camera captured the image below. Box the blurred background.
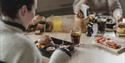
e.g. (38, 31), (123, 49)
(36, 0), (125, 17)
(119, 0), (125, 17)
(37, 0), (74, 17)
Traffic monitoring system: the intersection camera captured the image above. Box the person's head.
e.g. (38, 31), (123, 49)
(0, 0), (37, 27)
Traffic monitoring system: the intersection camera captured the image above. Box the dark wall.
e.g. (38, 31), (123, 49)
(37, 0), (74, 17)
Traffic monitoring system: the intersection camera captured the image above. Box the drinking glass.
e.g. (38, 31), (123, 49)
(71, 27), (81, 46)
(52, 16), (62, 32)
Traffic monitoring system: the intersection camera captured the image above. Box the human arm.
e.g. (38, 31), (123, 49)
(1, 34), (42, 63)
(16, 39), (42, 63)
(109, 0), (123, 22)
(73, 0), (87, 14)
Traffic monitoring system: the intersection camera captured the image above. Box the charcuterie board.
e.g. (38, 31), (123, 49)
(94, 35), (125, 54)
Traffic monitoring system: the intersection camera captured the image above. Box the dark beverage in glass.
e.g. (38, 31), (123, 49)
(97, 17), (106, 34)
(71, 32), (81, 45)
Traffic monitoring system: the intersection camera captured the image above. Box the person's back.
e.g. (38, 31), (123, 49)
(0, 20), (42, 63)
(0, 0), (42, 63)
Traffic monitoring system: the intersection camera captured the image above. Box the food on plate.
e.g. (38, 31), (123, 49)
(106, 40), (121, 49)
(95, 35), (121, 49)
(35, 30), (41, 35)
(116, 27), (125, 34)
(59, 45), (70, 48)
(96, 35), (106, 44)
(116, 23), (125, 34)
(27, 15), (46, 31)
(36, 43), (45, 48)
(27, 15), (52, 32)
(46, 47), (55, 52)
(35, 35), (52, 48)
(37, 35), (51, 45)
(118, 23), (125, 28)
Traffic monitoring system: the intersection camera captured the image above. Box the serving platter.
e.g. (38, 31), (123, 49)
(95, 42), (125, 54)
(35, 37), (73, 57)
(94, 35), (125, 54)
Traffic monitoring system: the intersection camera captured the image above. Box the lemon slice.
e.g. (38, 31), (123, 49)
(75, 32), (81, 36)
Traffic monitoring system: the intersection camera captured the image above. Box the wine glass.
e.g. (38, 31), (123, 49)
(70, 27), (81, 46)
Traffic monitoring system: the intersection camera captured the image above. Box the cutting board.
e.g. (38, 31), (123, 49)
(94, 42), (125, 54)
(94, 37), (125, 54)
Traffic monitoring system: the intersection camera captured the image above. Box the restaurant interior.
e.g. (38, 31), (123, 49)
(26, 0), (125, 63)
(1, 0), (125, 63)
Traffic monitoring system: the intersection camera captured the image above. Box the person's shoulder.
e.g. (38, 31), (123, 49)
(2, 32), (34, 48)
(0, 32), (42, 63)
(0, 32), (37, 56)
(13, 33), (35, 47)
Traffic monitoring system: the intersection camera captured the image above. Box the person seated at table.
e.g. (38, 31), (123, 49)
(74, 9), (88, 33)
(0, 0), (42, 63)
(73, 0), (123, 22)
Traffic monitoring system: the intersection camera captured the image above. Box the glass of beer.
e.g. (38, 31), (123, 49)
(71, 27), (81, 46)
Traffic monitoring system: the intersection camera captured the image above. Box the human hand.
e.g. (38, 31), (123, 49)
(116, 16), (123, 22)
(76, 10), (84, 18)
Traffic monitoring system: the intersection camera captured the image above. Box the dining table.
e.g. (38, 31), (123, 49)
(26, 29), (125, 63)
(25, 16), (125, 63)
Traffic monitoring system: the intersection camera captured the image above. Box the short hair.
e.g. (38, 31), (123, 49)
(0, 0), (34, 19)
